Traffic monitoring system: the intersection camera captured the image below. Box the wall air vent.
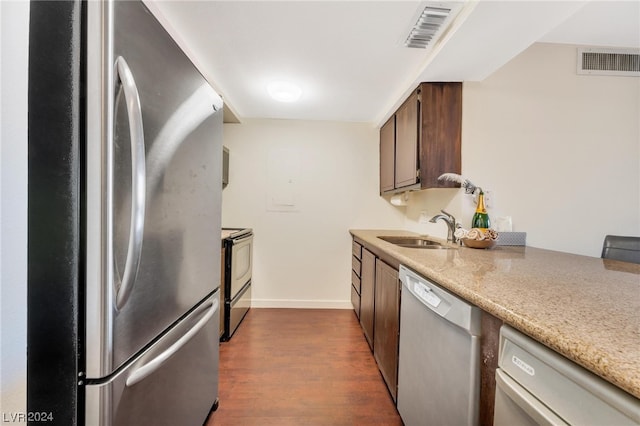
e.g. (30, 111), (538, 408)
(577, 47), (640, 77)
(404, 3), (459, 49)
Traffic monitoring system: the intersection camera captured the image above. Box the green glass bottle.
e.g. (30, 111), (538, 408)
(471, 191), (490, 230)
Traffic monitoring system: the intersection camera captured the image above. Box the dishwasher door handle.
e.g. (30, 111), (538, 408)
(400, 265), (480, 335)
(413, 279), (442, 308)
(404, 275), (446, 311)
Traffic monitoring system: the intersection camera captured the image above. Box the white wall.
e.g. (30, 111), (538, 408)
(0, 0), (29, 418)
(404, 42), (640, 257)
(222, 119), (405, 308)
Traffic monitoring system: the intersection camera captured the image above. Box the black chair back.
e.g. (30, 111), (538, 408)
(601, 235), (640, 264)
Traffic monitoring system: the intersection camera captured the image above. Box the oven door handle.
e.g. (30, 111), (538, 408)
(231, 234), (253, 245)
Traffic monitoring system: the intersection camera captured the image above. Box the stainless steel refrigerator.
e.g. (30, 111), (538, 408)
(27, 1), (222, 424)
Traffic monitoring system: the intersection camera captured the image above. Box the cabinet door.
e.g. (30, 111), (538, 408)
(379, 116), (395, 193)
(359, 248), (376, 351)
(394, 90), (419, 189)
(351, 284), (361, 319)
(374, 259), (400, 402)
(419, 82), (462, 188)
(351, 240), (362, 318)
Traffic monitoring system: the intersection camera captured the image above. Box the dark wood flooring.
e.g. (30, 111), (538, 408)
(206, 308), (403, 425)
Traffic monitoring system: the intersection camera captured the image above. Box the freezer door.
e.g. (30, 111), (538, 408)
(85, 0), (223, 377)
(86, 293), (220, 426)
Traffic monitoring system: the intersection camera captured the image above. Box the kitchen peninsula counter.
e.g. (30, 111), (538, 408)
(350, 229), (640, 400)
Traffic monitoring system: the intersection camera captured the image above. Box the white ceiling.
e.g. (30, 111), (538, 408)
(146, 1), (640, 125)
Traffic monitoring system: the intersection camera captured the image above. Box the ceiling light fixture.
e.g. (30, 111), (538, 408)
(267, 81), (302, 103)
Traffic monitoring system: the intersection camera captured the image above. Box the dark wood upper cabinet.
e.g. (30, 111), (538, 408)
(379, 82), (462, 194)
(420, 82), (462, 188)
(394, 91), (420, 189)
(379, 117), (395, 193)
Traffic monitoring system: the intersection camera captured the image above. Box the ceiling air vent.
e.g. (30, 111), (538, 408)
(404, 4), (456, 49)
(577, 47), (640, 77)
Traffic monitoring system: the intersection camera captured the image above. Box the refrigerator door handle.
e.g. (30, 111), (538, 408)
(113, 56), (146, 311)
(125, 298), (219, 387)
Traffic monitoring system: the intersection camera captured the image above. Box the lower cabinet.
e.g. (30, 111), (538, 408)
(359, 248), (376, 350)
(350, 284), (361, 319)
(351, 238), (401, 402)
(351, 242), (362, 319)
(374, 259), (400, 402)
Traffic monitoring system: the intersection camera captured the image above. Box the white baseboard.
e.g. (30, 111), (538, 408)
(250, 298), (353, 309)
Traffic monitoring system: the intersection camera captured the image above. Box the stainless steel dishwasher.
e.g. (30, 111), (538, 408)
(397, 265), (482, 426)
(495, 325), (640, 425)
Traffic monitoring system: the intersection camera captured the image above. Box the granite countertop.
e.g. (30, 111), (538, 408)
(350, 229), (640, 399)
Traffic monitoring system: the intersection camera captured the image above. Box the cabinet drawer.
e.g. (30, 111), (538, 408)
(351, 270), (361, 294)
(352, 256), (361, 276)
(351, 284), (361, 319)
(352, 241), (362, 259)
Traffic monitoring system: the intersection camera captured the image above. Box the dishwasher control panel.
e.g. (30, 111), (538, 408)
(412, 279), (441, 308)
(399, 265), (480, 334)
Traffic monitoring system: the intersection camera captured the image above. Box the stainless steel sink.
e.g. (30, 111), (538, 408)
(378, 235), (454, 249)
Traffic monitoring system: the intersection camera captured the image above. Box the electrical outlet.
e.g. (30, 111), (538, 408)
(484, 190), (493, 209)
(473, 189), (494, 209)
(419, 211), (430, 224)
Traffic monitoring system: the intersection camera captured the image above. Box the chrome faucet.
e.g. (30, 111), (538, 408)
(429, 210), (461, 244)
